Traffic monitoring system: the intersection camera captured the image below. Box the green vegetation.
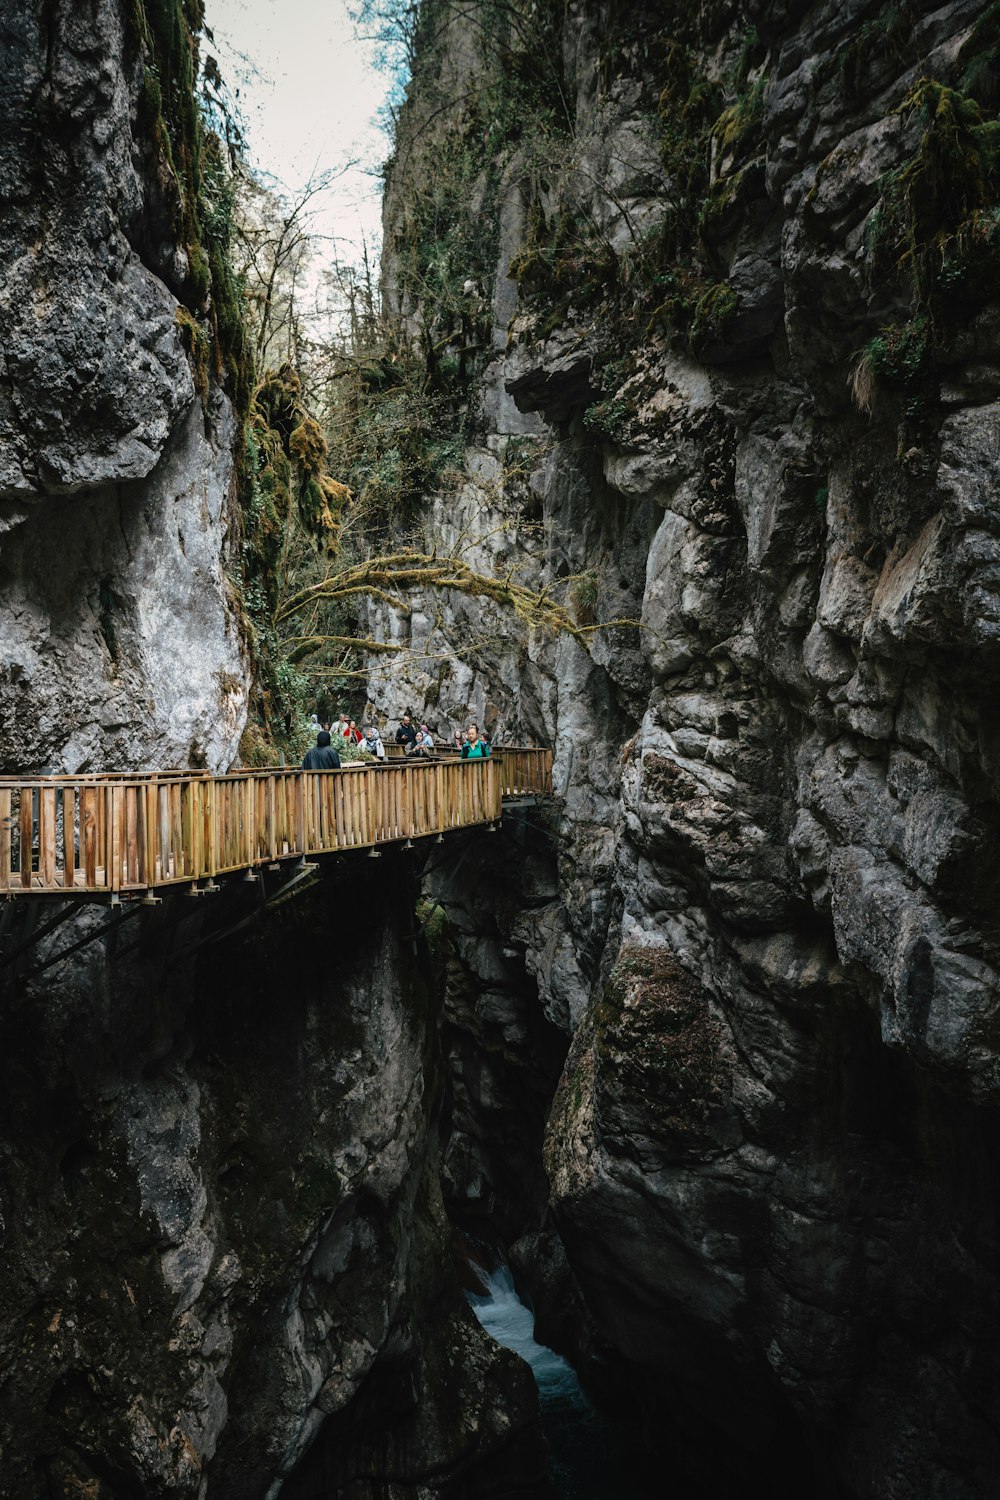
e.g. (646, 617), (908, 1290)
(131, 1), (252, 415)
(582, 394), (633, 443)
(862, 314), (931, 389)
(569, 570), (599, 624)
(828, 3), (918, 96)
(326, 348), (464, 536)
(869, 80), (1000, 324)
(237, 367), (352, 747)
(382, 0), (570, 392)
(251, 365), (349, 571)
(858, 77), (1000, 419)
(689, 281), (739, 350)
(415, 898), (452, 972)
(958, 2), (1000, 110)
(509, 21), (771, 404)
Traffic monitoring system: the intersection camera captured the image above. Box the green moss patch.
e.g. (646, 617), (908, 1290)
(131, 2), (252, 415)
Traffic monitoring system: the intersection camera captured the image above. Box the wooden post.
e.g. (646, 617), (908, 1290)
(209, 778), (219, 874)
(322, 772), (334, 850)
(429, 763), (439, 833)
(19, 790), (33, 889)
(110, 785), (122, 895)
(171, 782), (183, 879)
(159, 783), (170, 883)
(186, 780), (199, 879)
(144, 782), (157, 889)
(265, 776), (276, 861)
(0, 788), (10, 891)
(295, 772), (306, 856)
(126, 785), (139, 887)
(96, 787), (106, 882)
(82, 789), (97, 888)
(368, 768), (377, 844)
(356, 771), (366, 845)
(275, 774), (285, 857)
(244, 778), (254, 869)
(62, 787), (76, 891)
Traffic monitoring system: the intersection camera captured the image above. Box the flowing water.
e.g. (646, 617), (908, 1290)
(468, 1265), (658, 1498)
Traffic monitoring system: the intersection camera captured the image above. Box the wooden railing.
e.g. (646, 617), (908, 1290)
(0, 750), (553, 898)
(498, 748), (554, 798)
(378, 744), (552, 798)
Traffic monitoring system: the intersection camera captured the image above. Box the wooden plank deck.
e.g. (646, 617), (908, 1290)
(0, 750), (553, 898)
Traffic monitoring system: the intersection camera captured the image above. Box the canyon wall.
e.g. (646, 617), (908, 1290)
(372, 1), (1000, 1493)
(0, 6), (537, 1495)
(4, 0), (1000, 1493)
(0, 863), (541, 1498)
(0, 0), (247, 772)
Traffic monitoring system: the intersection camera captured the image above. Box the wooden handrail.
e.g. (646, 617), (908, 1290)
(0, 750), (553, 897)
(381, 740), (546, 760)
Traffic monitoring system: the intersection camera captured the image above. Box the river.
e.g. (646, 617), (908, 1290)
(468, 1264), (659, 1498)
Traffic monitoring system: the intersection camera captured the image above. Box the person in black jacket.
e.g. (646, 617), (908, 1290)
(302, 730), (342, 770)
(396, 713), (418, 753)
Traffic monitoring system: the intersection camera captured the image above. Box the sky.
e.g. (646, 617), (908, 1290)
(204, 0), (392, 270)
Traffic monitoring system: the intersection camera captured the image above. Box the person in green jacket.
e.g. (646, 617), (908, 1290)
(460, 723), (491, 759)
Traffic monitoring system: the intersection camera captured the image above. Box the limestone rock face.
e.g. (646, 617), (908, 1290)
(0, 7), (541, 1496)
(0, 869), (541, 1498)
(372, 1), (1000, 1493)
(0, 0), (248, 772)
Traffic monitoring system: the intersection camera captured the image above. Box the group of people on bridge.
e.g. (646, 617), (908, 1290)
(392, 712), (491, 760)
(302, 712), (492, 770)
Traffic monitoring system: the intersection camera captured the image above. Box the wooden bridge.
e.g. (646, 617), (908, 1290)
(0, 750), (553, 901)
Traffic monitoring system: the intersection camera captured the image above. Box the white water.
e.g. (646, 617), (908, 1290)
(468, 1262), (662, 1498)
(468, 1264), (590, 1413)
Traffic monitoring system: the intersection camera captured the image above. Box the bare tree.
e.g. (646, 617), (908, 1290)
(235, 167), (356, 369)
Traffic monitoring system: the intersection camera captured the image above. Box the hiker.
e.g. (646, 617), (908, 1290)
(411, 723), (435, 757)
(396, 713), (418, 754)
(360, 724), (386, 759)
(302, 730), (342, 771)
(460, 723), (490, 760)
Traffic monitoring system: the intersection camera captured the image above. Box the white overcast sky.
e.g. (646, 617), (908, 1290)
(204, 0), (391, 265)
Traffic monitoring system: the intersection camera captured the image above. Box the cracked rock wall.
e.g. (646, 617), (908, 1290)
(0, 0), (247, 773)
(0, 865), (541, 1498)
(369, 2), (1000, 1494)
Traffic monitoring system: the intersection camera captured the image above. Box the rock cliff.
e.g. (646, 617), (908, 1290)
(5, 0), (1000, 1493)
(0, 6), (539, 1496)
(371, 1), (1000, 1493)
(0, 0), (247, 772)
(0, 865), (541, 1497)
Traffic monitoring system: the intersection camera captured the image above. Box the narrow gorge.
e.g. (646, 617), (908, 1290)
(1, 1), (999, 1497)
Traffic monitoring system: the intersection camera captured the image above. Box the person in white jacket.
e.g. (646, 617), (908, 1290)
(360, 725), (386, 759)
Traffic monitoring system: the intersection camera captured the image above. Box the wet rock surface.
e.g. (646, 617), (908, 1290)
(0, 5), (540, 1494)
(0, 0), (247, 772)
(0, 864), (540, 1498)
(372, 2), (1000, 1494)
(4, 0), (1000, 1493)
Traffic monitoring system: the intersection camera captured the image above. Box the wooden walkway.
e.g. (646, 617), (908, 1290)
(0, 750), (553, 899)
